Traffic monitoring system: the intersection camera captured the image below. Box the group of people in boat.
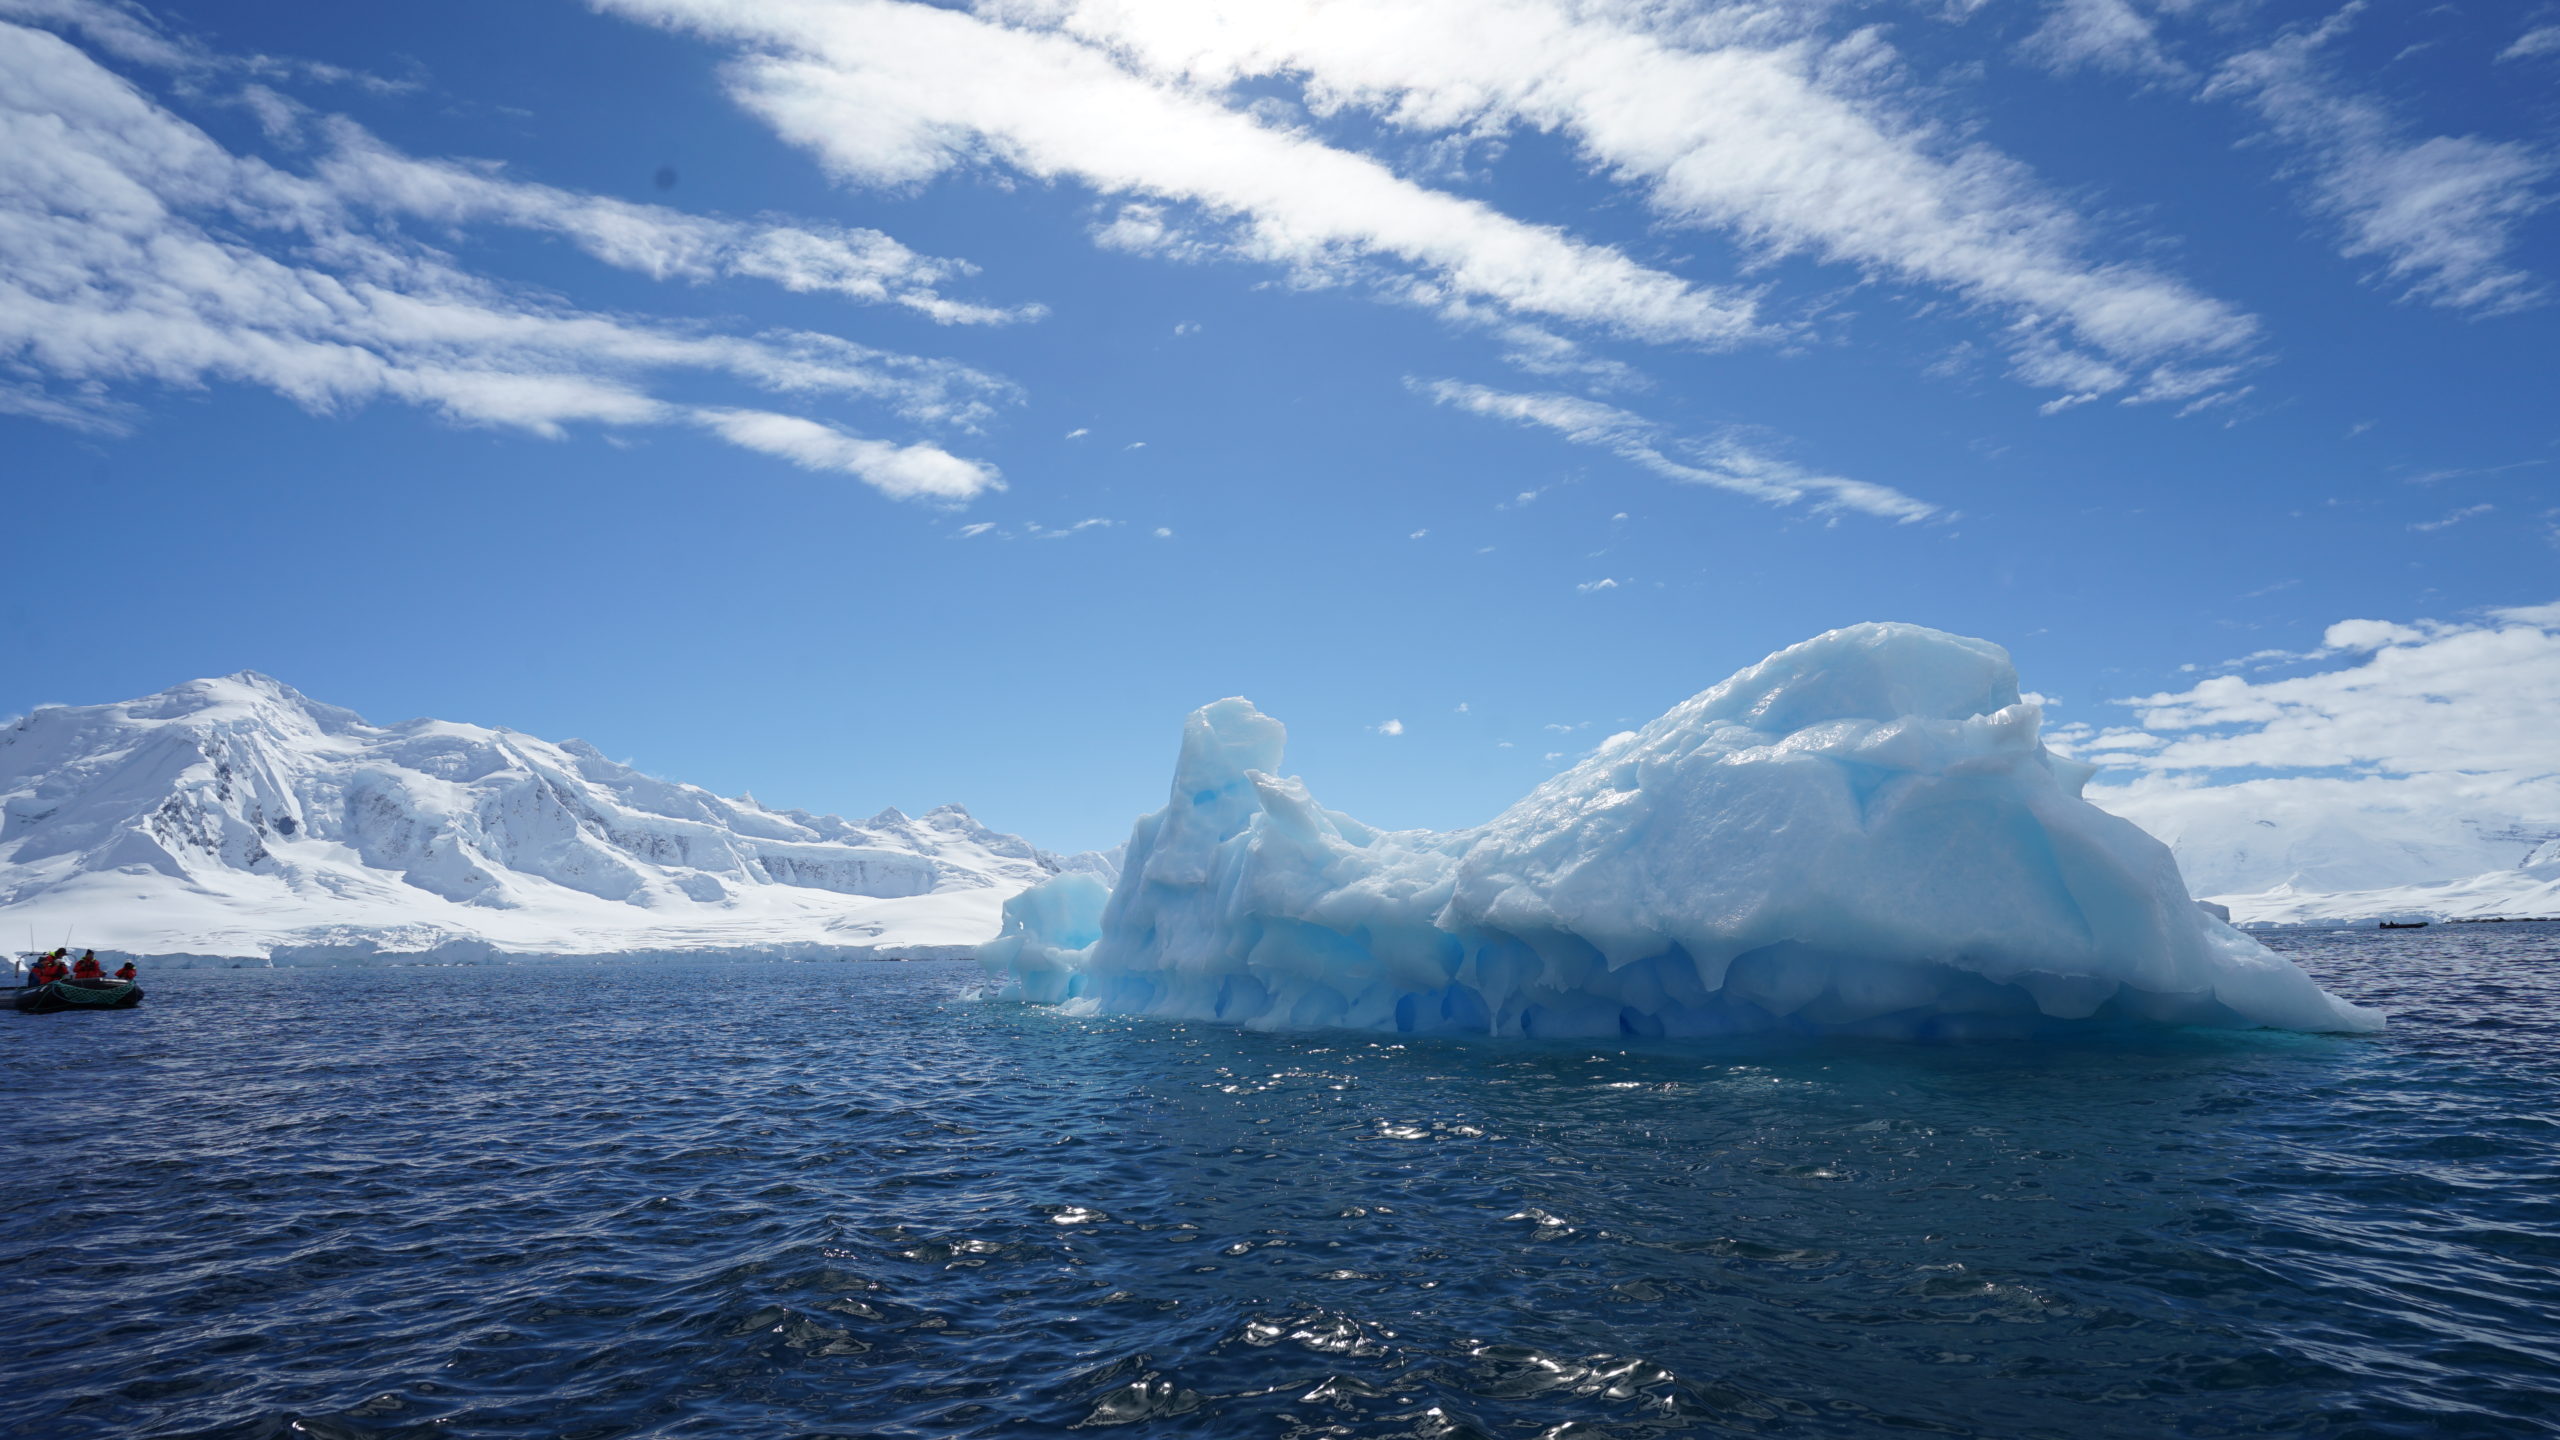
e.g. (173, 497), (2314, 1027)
(21, 949), (137, 987)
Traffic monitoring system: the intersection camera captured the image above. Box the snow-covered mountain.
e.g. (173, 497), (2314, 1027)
(2095, 779), (2560, 898)
(0, 673), (1101, 964)
(2094, 780), (2560, 925)
(2205, 840), (2560, 927)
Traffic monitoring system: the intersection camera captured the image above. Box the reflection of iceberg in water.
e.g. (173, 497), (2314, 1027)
(984, 624), (2382, 1040)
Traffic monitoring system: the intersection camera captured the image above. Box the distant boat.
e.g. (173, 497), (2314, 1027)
(2378, 921), (2429, 930)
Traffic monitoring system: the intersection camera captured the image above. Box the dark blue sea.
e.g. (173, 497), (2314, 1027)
(6, 927), (2558, 1439)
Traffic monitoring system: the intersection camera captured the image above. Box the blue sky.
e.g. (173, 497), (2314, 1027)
(2, 0), (2555, 852)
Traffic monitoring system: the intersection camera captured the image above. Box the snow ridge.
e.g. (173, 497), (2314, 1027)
(0, 673), (1078, 963)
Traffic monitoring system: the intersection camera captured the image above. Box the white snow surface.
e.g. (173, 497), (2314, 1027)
(2094, 777), (2560, 915)
(983, 624), (2379, 1039)
(0, 673), (1086, 964)
(2202, 839), (2560, 927)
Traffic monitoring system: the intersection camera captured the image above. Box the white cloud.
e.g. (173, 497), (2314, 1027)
(995, 0), (2258, 386)
(1453, 701), (1469, 713)
(1373, 718), (1405, 736)
(2501, 26), (2560, 61)
(1029, 517), (1117, 538)
(598, 0), (2272, 400)
(2207, 12), (2551, 314)
(1065, 426), (1089, 438)
(1151, 525), (1173, 538)
(0, 0), (192, 68)
(2110, 614), (2560, 773)
(0, 0), (412, 89)
(2074, 604), (2560, 894)
(1408, 528), (1429, 539)
(598, 0), (1765, 348)
(0, 15), (1008, 501)
(2019, 0), (2184, 79)
(695, 409), (998, 499)
(954, 516), (1125, 540)
(2405, 459), (2545, 486)
(2319, 618), (2429, 652)
(1575, 577), (1621, 593)
(311, 119), (1040, 326)
(2411, 503), (2494, 532)
(1419, 379), (1938, 522)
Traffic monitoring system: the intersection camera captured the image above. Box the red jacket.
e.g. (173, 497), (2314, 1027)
(28, 959), (67, 985)
(71, 957), (103, 980)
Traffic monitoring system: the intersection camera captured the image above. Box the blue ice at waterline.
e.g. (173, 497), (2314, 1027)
(983, 624), (2380, 1039)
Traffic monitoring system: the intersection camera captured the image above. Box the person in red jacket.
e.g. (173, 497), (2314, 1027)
(26, 952), (68, 986)
(114, 961), (137, 981)
(71, 951), (103, 980)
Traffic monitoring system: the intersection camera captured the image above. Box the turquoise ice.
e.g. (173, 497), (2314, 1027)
(982, 624), (2381, 1039)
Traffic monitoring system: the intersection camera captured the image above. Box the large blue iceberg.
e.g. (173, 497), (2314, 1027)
(982, 625), (2381, 1039)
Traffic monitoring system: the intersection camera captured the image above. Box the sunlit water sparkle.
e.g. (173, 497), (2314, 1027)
(4, 927), (2557, 1438)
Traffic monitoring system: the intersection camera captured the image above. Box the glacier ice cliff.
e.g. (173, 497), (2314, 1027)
(982, 624), (2382, 1039)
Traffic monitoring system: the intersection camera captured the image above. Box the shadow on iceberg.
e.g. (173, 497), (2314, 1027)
(981, 624), (2382, 1040)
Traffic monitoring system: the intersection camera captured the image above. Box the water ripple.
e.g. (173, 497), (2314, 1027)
(1, 927), (2556, 1436)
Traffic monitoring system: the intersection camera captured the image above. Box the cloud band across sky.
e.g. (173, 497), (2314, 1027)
(0, 12), (1009, 501)
(1417, 378), (1939, 523)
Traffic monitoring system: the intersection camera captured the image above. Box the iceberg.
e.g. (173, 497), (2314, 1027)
(981, 624), (2382, 1039)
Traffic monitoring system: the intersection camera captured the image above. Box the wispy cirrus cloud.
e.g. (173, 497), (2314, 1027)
(595, 0), (1769, 350)
(981, 0), (2261, 395)
(0, 8), (1016, 501)
(2202, 8), (2551, 314)
(2501, 26), (2560, 62)
(308, 116), (1041, 326)
(0, 0), (414, 88)
(948, 516), (1122, 540)
(2017, 0), (2186, 79)
(2411, 504), (2495, 533)
(2011, 0), (2551, 315)
(1416, 379), (1939, 523)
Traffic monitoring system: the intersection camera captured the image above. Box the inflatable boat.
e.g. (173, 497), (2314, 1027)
(13, 977), (144, 1014)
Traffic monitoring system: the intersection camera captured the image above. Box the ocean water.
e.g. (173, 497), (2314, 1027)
(4, 927), (2557, 1439)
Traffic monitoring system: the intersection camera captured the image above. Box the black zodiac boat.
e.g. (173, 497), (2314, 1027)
(14, 977), (145, 1014)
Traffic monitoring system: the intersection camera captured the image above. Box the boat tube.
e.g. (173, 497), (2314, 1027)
(14, 978), (145, 1014)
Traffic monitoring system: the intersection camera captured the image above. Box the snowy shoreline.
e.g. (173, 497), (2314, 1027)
(2207, 845), (2560, 928)
(35, 941), (987, 971)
